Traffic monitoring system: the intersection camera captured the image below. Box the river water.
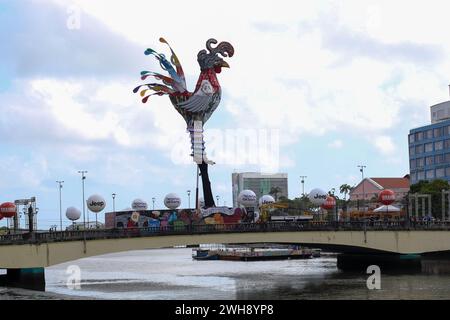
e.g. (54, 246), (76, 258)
(1, 248), (450, 300)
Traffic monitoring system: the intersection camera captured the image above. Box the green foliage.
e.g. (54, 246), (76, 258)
(269, 186), (282, 201)
(409, 179), (450, 217)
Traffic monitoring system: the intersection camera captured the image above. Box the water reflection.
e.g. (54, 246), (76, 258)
(1, 249), (450, 300)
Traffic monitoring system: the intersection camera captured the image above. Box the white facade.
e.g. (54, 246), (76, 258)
(431, 101), (450, 124)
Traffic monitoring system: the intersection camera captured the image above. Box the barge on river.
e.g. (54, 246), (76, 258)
(192, 247), (316, 261)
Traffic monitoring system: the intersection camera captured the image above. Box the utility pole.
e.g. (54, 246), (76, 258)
(187, 190), (191, 209)
(78, 171), (88, 229)
(300, 176), (307, 197)
(152, 197), (155, 210)
(112, 193), (116, 228)
(357, 165), (367, 211)
(56, 181), (64, 231)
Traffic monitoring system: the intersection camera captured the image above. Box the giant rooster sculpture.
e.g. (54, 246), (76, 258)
(133, 38), (234, 208)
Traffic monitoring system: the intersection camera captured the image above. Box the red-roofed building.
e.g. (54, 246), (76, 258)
(349, 176), (410, 203)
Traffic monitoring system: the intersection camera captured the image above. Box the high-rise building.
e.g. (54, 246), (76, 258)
(409, 97), (450, 184)
(232, 172), (288, 207)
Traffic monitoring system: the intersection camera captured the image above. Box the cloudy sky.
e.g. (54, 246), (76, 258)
(1, 0), (450, 229)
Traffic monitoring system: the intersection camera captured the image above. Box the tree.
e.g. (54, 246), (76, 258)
(339, 184), (352, 201)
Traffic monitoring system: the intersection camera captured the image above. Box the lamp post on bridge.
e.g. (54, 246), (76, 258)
(56, 181), (64, 232)
(78, 170), (88, 230)
(112, 193), (116, 229)
(358, 165), (367, 211)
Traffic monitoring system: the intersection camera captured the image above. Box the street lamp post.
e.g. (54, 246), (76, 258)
(300, 176), (307, 197)
(216, 195), (220, 206)
(187, 190), (191, 209)
(78, 171), (88, 229)
(152, 197), (155, 210)
(358, 165), (367, 211)
(112, 193), (116, 229)
(56, 181), (64, 231)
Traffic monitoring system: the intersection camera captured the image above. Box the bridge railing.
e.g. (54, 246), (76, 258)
(2, 221), (450, 245)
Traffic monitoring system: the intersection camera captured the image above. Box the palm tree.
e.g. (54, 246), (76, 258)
(339, 184), (352, 201)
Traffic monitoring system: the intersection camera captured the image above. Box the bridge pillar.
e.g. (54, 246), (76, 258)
(0, 267), (45, 291)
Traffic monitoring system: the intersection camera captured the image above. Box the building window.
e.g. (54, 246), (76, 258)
(416, 131), (424, 141)
(436, 168), (445, 178)
(416, 157), (424, 167)
(435, 154), (444, 164)
(409, 134), (415, 144)
(435, 140), (444, 151)
(445, 139), (450, 149)
(409, 146), (415, 156)
(418, 170), (425, 180)
(425, 129), (433, 139)
(446, 125), (450, 136)
(434, 127), (443, 138)
(426, 169), (435, 179)
(426, 156), (434, 165)
(410, 172), (417, 184)
(415, 144), (424, 154)
(425, 143), (433, 152)
(446, 167), (450, 177)
(410, 159), (416, 169)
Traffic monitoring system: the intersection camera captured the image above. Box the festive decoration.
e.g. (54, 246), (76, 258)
(66, 207), (81, 221)
(321, 196), (336, 210)
(379, 189), (395, 205)
(259, 195), (275, 206)
(238, 190), (257, 207)
(308, 189), (327, 206)
(0, 202), (16, 218)
(87, 194), (106, 213)
(133, 38), (234, 208)
(132, 199), (148, 211)
(164, 193), (181, 210)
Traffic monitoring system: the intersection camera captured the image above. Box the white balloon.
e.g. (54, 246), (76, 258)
(87, 194), (106, 213)
(66, 207), (81, 221)
(238, 190), (257, 207)
(164, 193), (181, 209)
(259, 195), (275, 206)
(308, 188), (328, 206)
(132, 199), (148, 211)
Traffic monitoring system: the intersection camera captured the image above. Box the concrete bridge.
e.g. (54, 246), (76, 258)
(1, 221), (450, 291)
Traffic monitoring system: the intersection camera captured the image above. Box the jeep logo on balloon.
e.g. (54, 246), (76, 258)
(308, 188), (327, 206)
(87, 195), (106, 213)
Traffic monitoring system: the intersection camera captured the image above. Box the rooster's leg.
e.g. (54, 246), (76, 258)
(198, 162), (216, 208)
(189, 121), (216, 208)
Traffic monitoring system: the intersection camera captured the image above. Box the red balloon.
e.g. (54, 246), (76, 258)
(379, 189), (395, 205)
(0, 202), (17, 218)
(321, 196), (336, 210)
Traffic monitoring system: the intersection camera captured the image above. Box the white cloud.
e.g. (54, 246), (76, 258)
(328, 139), (343, 149)
(373, 135), (396, 156)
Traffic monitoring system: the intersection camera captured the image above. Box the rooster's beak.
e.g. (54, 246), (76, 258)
(220, 61), (230, 68)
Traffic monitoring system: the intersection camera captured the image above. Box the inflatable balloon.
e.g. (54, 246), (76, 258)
(379, 189), (395, 205)
(87, 194), (106, 213)
(321, 196), (336, 210)
(308, 189), (327, 206)
(66, 207), (81, 221)
(259, 195), (275, 206)
(0, 202), (16, 218)
(238, 190), (257, 207)
(164, 193), (181, 210)
(132, 199), (148, 211)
